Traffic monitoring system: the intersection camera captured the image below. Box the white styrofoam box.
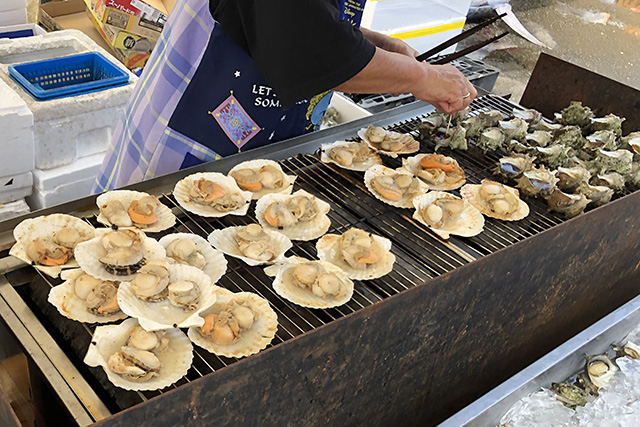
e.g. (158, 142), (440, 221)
(0, 78), (34, 176)
(27, 174), (95, 210)
(0, 23), (47, 39)
(0, 8), (27, 27)
(0, 0), (26, 14)
(0, 171), (32, 204)
(33, 152), (104, 192)
(0, 199), (30, 223)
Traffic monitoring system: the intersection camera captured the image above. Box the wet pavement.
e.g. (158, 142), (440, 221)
(461, 0), (640, 102)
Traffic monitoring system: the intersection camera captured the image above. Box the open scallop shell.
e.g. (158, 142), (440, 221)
(254, 190), (331, 241)
(173, 172), (252, 217)
(358, 127), (420, 158)
(402, 153), (466, 191)
(158, 233), (227, 283)
(208, 225), (292, 266)
(364, 165), (429, 208)
(48, 268), (127, 324)
(316, 229), (395, 280)
(74, 228), (166, 282)
(187, 291), (278, 358)
(10, 214), (95, 278)
(412, 192), (484, 240)
(265, 257), (354, 309)
(320, 140), (382, 172)
(96, 190), (176, 233)
(117, 264), (218, 331)
(227, 159), (296, 200)
(84, 318), (193, 391)
(460, 180), (530, 221)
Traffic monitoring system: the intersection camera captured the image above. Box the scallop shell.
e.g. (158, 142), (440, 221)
(412, 192), (484, 240)
(84, 318), (193, 391)
(266, 257), (354, 309)
(364, 165), (428, 208)
(48, 268), (127, 324)
(158, 233), (227, 283)
(227, 159), (296, 200)
(173, 172), (252, 217)
(316, 229), (396, 280)
(460, 180), (530, 221)
(358, 127), (420, 158)
(187, 291), (278, 358)
(402, 154), (466, 191)
(96, 190), (176, 233)
(320, 140), (382, 171)
(10, 214), (95, 278)
(254, 190), (331, 241)
(117, 264), (218, 331)
(208, 225), (292, 266)
(74, 228), (166, 282)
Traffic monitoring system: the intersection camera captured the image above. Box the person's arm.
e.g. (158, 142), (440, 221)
(359, 28), (418, 58)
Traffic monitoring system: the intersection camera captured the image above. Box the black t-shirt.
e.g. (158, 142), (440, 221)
(209, 0), (376, 107)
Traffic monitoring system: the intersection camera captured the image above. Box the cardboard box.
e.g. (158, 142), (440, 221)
(84, 0), (155, 52)
(93, 0), (168, 39)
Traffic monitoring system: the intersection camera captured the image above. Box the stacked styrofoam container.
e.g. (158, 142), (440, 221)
(0, 29), (136, 211)
(0, 0), (27, 27)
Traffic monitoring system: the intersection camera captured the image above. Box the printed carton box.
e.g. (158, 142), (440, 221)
(93, 0), (168, 39)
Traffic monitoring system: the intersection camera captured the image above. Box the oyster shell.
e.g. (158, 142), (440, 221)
(515, 167), (559, 199)
(188, 291), (278, 358)
(555, 101), (594, 128)
(584, 130), (618, 151)
(320, 140), (382, 171)
(553, 126), (585, 149)
(84, 318), (193, 391)
(462, 109), (504, 139)
(530, 119), (562, 132)
(316, 228), (395, 280)
(412, 192), (484, 240)
(525, 130), (553, 147)
(590, 114), (625, 136)
(498, 118), (529, 141)
(591, 172), (626, 193)
(621, 132), (640, 156)
(493, 154), (535, 181)
(624, 161), (640, 189)
(506, 139), (536, 156)
(585, 353), (618, 388)
(358, 126), (420, 158)
(550, 382), (588, 409)
(228, 159), (296, 200)
(417, 112), (446, 139)
(513, 108), (542, 125)
(158, 233), (227, 283)
(556, 166), (591, 193)
(435, 124), (468, 151)
(576, 183), (613, 207)
(547, 189), (590, 219)
(10, 214), (95, 278)
(173, 172), (252, 217)
(460, 180), (529, 221)
(208, 224), (292, 266)
(595, 149), (633, 175)
(477, 127), (506, 153)
(403, 153), (466, 191)
(96, 190), (176, 233)
(364, 165), (429, 208)
(534, 145), (571, 169)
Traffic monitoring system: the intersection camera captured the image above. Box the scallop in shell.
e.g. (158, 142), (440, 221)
(158, 233), (227, 283)
(460, 180), (529, 221)
(84, 318), (193, 391)
(96, 190), (176, 233)
(320, 140), (382, 171)
(255, 189), (331, 241)
(364, 165), (428, 208)
(358, 126), (420, 158)
(188, 291), (278, 358)
(208, 224), (292, 266)
(10, 214), (95, 278)
(412, 192), (484, 240)
(173, 172), (252, 217)
(316, 228), (395, 280)
(403, 153), (466, 191)
(228, 159), (295, 200)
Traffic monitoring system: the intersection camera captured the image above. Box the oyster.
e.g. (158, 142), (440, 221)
(513, 108), (542, 125)
(585, 353), (618, 388)
(173, 172), (252, 217)
(575, 371), (599, 396)
(412, 192), (484, 240)
(477, 127), (506, 153)
(555, 101), (594, 128)
(621, 132), (640, 157)
(460, 180), (529, 221)
(624, 161), (640, 189)
(525, 130), (553, 147)
(590, 113), (625, 136)
(435, 124), (468, 151)
(364, 165), (428, 208)
(506, 139), (536, 156)
(584, 130), (618, 151)
(550, 382), (588, 409)
(556, 166), (591, 193)
(417, 112), (446, 138)
(591, 172), (626, 193)
(515, 167), (559, 199)
(534, 145), (571, 169)
(358, 126), (420, 158)
(462, 109), (504, 139)
(622, 341), (640, 359)
(320, 140), (382, 171)
(547, 189), (590, 219)
(403, 153), (466, 191)
(96, 190), (176, 233)
(159, 233), (227, 283)
(576, 183), (614, 207)
(596, 149), (633, 175)
(498, 118), (529, 141)
(228, 159), (295, 199)
(208, 224), (292, 266)
(530, 119), (562, 132)
(493, 154), (535, 181)
(552, 126), (585, 149)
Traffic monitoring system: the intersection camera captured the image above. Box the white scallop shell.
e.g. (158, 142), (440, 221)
(187, 291), (278, 358)
(173, 172), (252, 217)
(402, 154), (466, 191)
(74, 228), (166, 282)
(460, 180), (530, 221)
(208, 225), (292, 266)
(266, 257), (354, 309)
(96, 190), (176, 233)
(83, 318), (193, 391)
(10, 214), (95, 278)
(158, 233), (227, 283)
(118, 264), (218, 331)
(227, 159), (296, 200)
(364, 165), (429, 208)
(48, 269), (127, 324)
(358, 128), (420, 158)
(254, 189), (331, 241)
(316, 229), (396, 280)
(320, 140), (382, 172)
(412, 192), (484, 240)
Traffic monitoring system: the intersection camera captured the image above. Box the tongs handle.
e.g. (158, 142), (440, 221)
(430, 31), (509, 65)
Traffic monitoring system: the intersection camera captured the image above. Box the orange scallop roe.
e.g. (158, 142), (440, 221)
(419, 156), (456, 172)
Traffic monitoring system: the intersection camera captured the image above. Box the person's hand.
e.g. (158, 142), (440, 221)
(376, 36), (418, 58)
(413, 64), (477, 114)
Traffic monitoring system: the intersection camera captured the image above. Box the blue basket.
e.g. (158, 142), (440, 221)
(8, 52), (129, 101)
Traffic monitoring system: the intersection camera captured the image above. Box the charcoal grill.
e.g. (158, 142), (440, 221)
(1, 87), (640, 426)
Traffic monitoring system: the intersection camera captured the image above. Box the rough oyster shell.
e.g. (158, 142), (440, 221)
(358, 126), (420, 158)
(462, 110), (503, 140)
(525, 130), (553, 147)
(576, 183), (613, 207)
(403, 153), (466, 191)
(513, 108), (542, 125)
(208, 225), (292, 266)
(10, 214), (95, 278)
(534, 145), (571, 169)
(547, 189), (590, 219)
(364, 165), (428, 208)
(254, 189), (331, 241)
(584, 130), (618, 151)
(590, 114), (625, 136)
(412, 192), (484, 240)
(556, 166), (591, 193)
(96, 190), (176, 233)
(553, 125), (585, 149)
(48, 269), (127, 324)
(477, 127), (506, 153)
(158, 233), (227, 283)
(84, 318), (193, 391)
(118, 264), (218, 331)
(596, 149), (633, 175)
(75, 228), (166, 282)
(530, 119), (562, 132)
(621, 132), (640, 156)
(227, 159), (296, 200)
(320, 140), (382, 172)
(592, 172), (626, 193)
(435, 124), (467, 151)
(498, 118), (529, 141)
(418, 112), (446, 138)
(555, 101), (594, 128)
(173, 172), (252, 218)
(460, 180), (530, 221)
(188, 291), (278, 358)
(515, 167), (559, 199)
(493, 154), (535, 181)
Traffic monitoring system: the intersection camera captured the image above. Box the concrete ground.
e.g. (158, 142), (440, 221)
(460, 0), (640, 102)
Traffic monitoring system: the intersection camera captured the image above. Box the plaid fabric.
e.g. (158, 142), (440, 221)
(93, 0), (220, 193)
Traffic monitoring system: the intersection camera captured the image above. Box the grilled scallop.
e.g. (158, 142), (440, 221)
(228, 159), (296, 199)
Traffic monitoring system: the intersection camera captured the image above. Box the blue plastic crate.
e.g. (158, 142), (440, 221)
(8, 52), (129, 101)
